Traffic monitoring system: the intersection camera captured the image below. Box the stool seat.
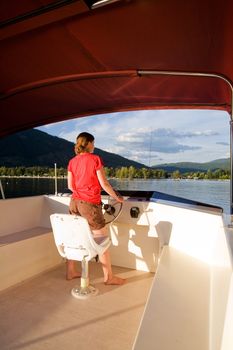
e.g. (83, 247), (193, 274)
(50, 213), (111, 299)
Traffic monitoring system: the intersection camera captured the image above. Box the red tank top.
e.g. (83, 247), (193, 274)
(68, 153), (103, 204)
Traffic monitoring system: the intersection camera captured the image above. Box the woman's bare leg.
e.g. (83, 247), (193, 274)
(98, 249), (125, 285)
(66, 259), (81, 280)
(92, 227), (125, 285)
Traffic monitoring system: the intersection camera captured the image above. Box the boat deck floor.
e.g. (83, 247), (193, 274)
(0, 262), (154, 350)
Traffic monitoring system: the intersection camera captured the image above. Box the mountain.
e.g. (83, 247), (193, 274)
(153, 158), (230, 173)
(0, 129), (229, 172)
(0, 129), (147, 169)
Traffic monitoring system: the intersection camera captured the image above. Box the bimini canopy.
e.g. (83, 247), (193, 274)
(1, 0), (233, 138)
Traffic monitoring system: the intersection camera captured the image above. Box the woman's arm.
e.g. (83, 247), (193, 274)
(67, 171), (75, 192)
(97, 167), (123, 202)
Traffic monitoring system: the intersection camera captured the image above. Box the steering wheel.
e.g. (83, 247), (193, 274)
(102, 197), (123, 224)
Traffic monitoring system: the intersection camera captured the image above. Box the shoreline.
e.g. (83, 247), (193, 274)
(0, 175), (66, 179)
(0, 176), (230, 181)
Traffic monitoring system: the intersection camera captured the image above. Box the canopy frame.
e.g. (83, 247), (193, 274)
(140, 69), (233, 215)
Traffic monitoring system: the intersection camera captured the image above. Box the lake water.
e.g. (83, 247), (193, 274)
(0, 177), (230, 213)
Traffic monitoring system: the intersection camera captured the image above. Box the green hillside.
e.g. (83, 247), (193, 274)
(0, 129), (147, 169)
(0, 129), (230, 173)
(153, 159), (230, 173)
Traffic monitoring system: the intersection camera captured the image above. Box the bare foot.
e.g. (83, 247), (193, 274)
(66, 272), (81, 281)
(104, 276), (126, 285)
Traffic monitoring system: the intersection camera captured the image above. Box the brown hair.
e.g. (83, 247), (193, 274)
(75, 132), (94, 154)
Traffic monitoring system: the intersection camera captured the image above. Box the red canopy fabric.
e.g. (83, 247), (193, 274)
(1, 0), (233, 137)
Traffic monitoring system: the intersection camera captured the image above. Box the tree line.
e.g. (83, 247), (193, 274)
(0, 166), (230, 180)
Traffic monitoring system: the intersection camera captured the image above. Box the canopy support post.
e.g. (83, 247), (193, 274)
(230, 119), (233, 217)
(139, 69), (233, 216)
(228, 79), (233, 217)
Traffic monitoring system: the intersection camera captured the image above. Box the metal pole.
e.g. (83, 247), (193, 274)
(148, 130), (152, 167)
(230, 120), (233, 217)
(81, 258), (89, 289)
(54, 163), (58, 196)
(0, 179), (5, 199)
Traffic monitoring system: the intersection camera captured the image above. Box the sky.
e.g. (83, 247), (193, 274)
(37, 109), (230, 166)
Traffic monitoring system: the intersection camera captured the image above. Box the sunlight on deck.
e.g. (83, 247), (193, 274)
(0, 262), (154, 350)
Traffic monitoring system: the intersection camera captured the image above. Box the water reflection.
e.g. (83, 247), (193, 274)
(0, 177), (230, 213)
(1, 177), (67, 198)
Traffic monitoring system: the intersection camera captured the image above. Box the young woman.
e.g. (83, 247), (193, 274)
(67, 132), (125, 285)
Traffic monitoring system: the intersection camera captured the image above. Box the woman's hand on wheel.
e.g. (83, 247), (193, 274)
(116, 195), (124, 203)
(114, 191), (124, 203)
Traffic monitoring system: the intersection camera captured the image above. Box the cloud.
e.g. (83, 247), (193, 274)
(115, 128), (204, 154)
(37, 109), (230, 164)
(216, 141), (229, 146)
(143, 128), (218, 138)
